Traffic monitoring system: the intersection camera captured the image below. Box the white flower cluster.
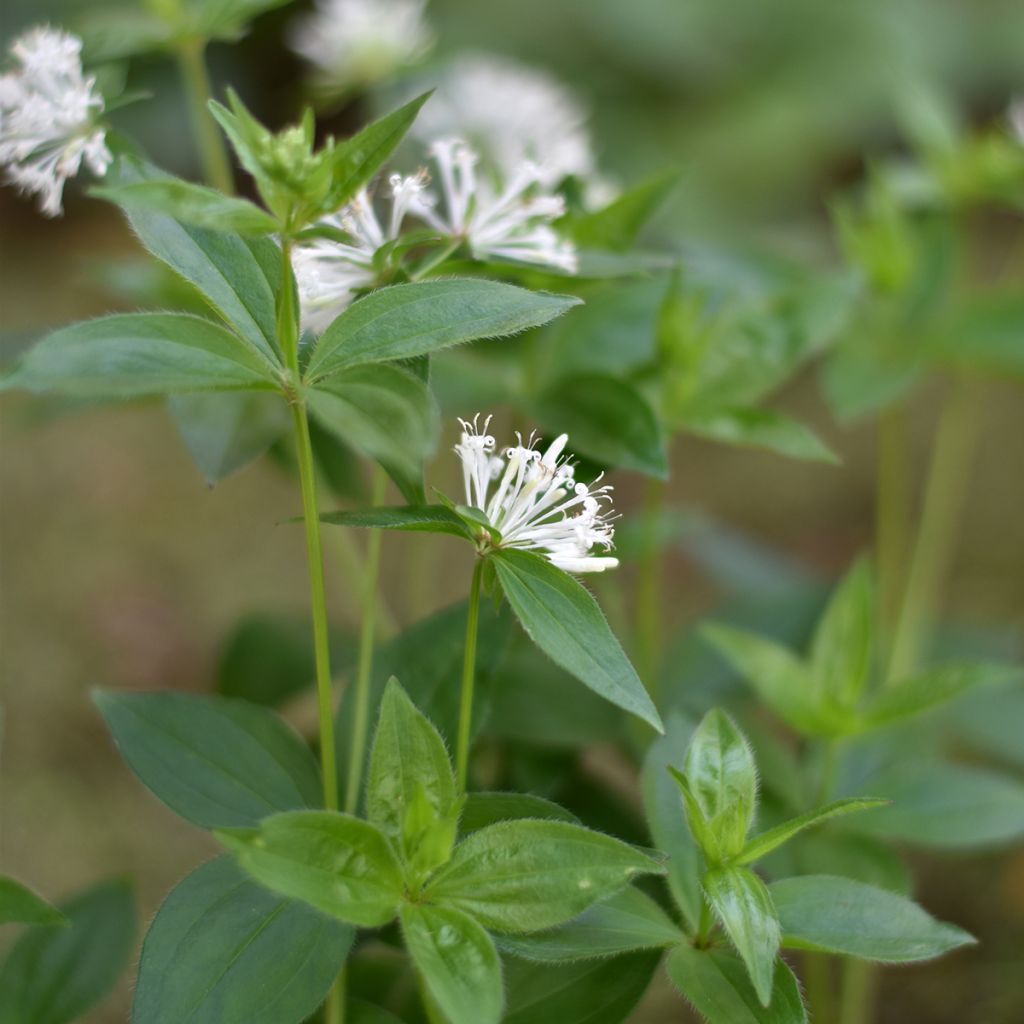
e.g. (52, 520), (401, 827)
(1009, 97), (1024, 145)
(0, 27), (111, 217)
(454, 415), (619, 574)
(290, 0), (433, 87)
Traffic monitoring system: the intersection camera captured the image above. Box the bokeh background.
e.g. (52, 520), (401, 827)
(2, 0), (1023, 1021)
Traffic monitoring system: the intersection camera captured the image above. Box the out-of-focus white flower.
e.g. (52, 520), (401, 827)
(454, 415), (619, 574)
(290, 0), (432, 88)
(292, 171), (428, 333)
(1009, 97), (1024, 144)
(0, 26), (111, 216)
(412, 53), (596, 189)
(409, 138), (577, 272)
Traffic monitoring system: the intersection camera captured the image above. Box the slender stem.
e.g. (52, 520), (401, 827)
(887, 377), (983, 681)
(175, 39), (233, 194)
(456, 559), (485, 794)
(875, 402), (911, 669)
(804, 953), (836, 1023)
(636, 475), (666, 698)
(838, 959), (878, 1024)
(344, 466), (388, 814)
(695, 897), (714, 947)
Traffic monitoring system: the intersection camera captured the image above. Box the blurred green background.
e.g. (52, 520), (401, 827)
(2, 0), (1022, 1020)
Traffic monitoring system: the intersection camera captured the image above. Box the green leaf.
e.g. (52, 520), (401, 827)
(503, 952), (661, 1024)
(399, 904), (503, 1024)
(0, 878), (134, 1024)
(770, 875), (975, 961)
(667, 945), (807, 1024)
(787, 831), (912, 895)
(0, 877), (65, 927)
(307, 363), (439, 499)
(94, 690), (322, 829)
(425, 819), (664, 933)
(703, 866), (781, 1006)
(93, 179), (280, 234)
(702, 624), (834, 737)
(1, 313), (279, 398)
(497, 885), (682, 962)
(527, 373), (668, 478)
(680, 407), (839, 464)
(736, 798), (888, 865)
(570, 171), (680, 251)
(680, 709), (758, 862)
(368, 679), (458, 868)
(216, 811), (403, 927)
(170, 391), (289, 484)
(460, 792), (579, 834)
(133, 857), (353, 1024)
(641, 713), (703, 931)
(491, 549), (662, 732)
(924, 292), (1024, 377)
(306, 280), (581, 382)
(861, 661), (1021, 730)
(808, 558), (873, 711)
(320, 505), (471, 540)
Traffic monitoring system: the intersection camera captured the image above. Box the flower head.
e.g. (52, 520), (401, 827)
(0, 26), (111, 216)
(292, 170), (429, 333)
(290, 0), (433, 89)
(454, 415), (618, 573)
(410, 138), (577, 272)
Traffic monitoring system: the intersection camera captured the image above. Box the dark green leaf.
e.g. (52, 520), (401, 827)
(703, 866), (781, 1006)
(306, 280), (581, 382)
(770, 875), (975, 961)
(681, 407), (839, 464)
(0, 877), (64, 927)
(320, 505), (471, 540)
(133, 857), (353, 1024)
(216, 811), (403, 927)
(667, 945), (806, 1024)
(460, 792), (579, 834)
(492, 549), (662, 732)
(94, 690), (322, 829)
(425, 819), (664, 933)
(399, 904), (503, 1024)
(0, 879), (134, 1024)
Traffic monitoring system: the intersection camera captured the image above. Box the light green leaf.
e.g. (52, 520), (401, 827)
(0, 877), (65, 927)
(216, 811), (403, 927)
(94, 690), (322, 829)
(570, 170), (680, 251)
(681, 407), (839, 464)
(527, 373), (668, 478)
(132, 857), (353, 1024)
(0, 879), (134, 1024)
(491, 549), (662, 732)
(425, 819), (664, 933)
(460, 792), (579, 834)
(703, 866), (781, 1006)
(667, 945), (807, 1024)
(497, 885), (683, 962)
(321, 505), (471, 540)
(924, 292), (1024, 377)
(306, 279), (581, 382)
(736, 798), (888, 865)
(788, 831), (912, 895)
(770, 875), (975, 961)
(399, 904), (503, 1024)
(1, 314), (279, 398)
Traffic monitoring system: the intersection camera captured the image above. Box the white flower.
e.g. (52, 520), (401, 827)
(290, 0), (432, 87)
(0, 26), (111, 216)
(409, 138), (577, 272)
(292, 171), (428, 333)
(454, 415), (619, 574)
(1009, 97), (1024, 145)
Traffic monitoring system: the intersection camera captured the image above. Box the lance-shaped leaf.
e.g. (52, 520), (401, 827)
(860, 661), (1021, 730)
(735, 798), (889, 865)
(94, 691), (322, 829)
(321, 505), (472, 540)
(399, 904), (503, 1024)
(703, 866), (781, 1007)
(424, 819), (664, 933)
(497, 885), (683, 962)
(1, 313), (280, 398)
(680, 407), (839, 464)
(770, 875), (976, 961)
(491, 549), (662, 732)
(570, 170), (680, 251)
(460, 792), (580, 834)
(133, 857), (353, 1024)
(216, 811), (403, 927)
(306, 279), (580, 382)
(667, 945), (807, 1024)
(0, 876), (65, 927)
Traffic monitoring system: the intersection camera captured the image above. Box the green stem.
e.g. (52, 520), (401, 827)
(804, 953), (836, 1023)
(875, 402), (911, 669)
(344, 466), (388, 814)
(636, 475), (666, 698)
(456, 559), (485, 794)
(175, 39), (233, 194)
(887, 377), (983, 681)
(695, 898), (713, 947)
(838, 958), (878, 1024)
